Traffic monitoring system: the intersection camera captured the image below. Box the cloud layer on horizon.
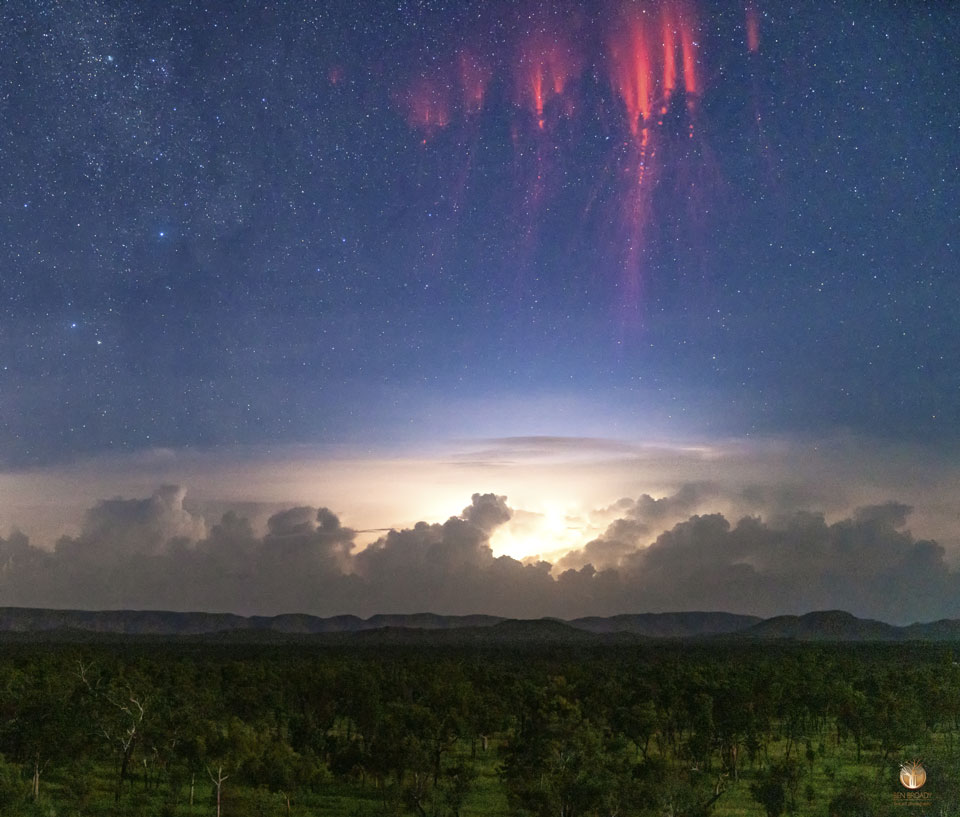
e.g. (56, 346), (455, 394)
(0, 484), (957, 624)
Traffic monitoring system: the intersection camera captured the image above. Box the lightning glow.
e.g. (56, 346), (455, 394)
(489, 502), (594, 563)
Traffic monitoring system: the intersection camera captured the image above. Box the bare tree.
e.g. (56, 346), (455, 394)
(76, 661), (147, 803)
(207, 764), (229, 817)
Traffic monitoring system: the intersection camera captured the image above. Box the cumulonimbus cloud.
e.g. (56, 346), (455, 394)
(0, 485), (957, 623)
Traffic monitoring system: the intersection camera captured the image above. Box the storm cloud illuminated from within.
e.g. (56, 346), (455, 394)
(0, 0), (957, 622)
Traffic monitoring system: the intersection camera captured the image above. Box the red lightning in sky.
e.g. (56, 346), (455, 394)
(458, 50), (492, 116)
(401, 75), (451, 137)
(531, 64), (545, 127)
(745, 3), (760, 53)
(679, 6), (699, 99)
(661, 7), (677, 111)
(609, 0), (701, 135)
(604, 0), (707, 300)
(609, 17), (654, 138)
(394, 0), (715, 306)
(517, 30), (580, 130)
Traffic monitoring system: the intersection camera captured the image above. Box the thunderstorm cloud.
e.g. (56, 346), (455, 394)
(1, 485), (958, 624)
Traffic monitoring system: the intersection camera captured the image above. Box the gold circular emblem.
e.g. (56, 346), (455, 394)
(899, 761), (926, 790)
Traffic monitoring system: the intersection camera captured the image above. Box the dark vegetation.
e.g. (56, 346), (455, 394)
(0, 635), (958, 816)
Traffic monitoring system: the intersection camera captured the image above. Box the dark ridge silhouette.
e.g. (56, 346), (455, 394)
(336, 618), (606, 647)
(902, 619), (960, 640)
(491, 618), (597, 640)
(740, 610), (902, 641)
(0, 607), (250, 635)
(246, 613), (364, 633)
(2, 606), (960, 642)
(0, 607), (506, 636)
(364, 613), (504, 630)
(569, 611), (761, 637)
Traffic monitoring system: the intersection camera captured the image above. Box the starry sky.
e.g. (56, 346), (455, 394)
(1, 0), (959, 618)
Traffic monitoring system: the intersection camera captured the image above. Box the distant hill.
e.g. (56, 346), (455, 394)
(740, 610), (902, 641)
(344, 618), (604, 646)
(569, 611), (761, 637)
(903, 619), (960, 640)
(0, 607), (503, 636)
(0, 607), (251, 635)
(363, 613), (503, 630)
(2, 606), (960, 642)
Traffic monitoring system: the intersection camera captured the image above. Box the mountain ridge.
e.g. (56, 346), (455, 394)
(0, 606), (958, 641)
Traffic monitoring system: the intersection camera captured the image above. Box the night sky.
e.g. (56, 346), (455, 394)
(1, 0), (958, 620)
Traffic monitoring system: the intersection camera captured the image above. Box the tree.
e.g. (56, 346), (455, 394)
(207, 763), (229, 817)
(191, 717), (258, 817)
(750, 760), (800, 817)
(0, 754), (27, 812)
(868, 686), (923, 762)
(0, 657), (79, 801)
(835, 686), (869, 761)
(827, 778), (881, 817)
(61, 758), (95, 815)
(750, 775), (785, 817)
(249, 736), (319, 815)
(616, 700), (659, 761)
(501, 681), (636, 817)
(76, 659), (152, 804)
